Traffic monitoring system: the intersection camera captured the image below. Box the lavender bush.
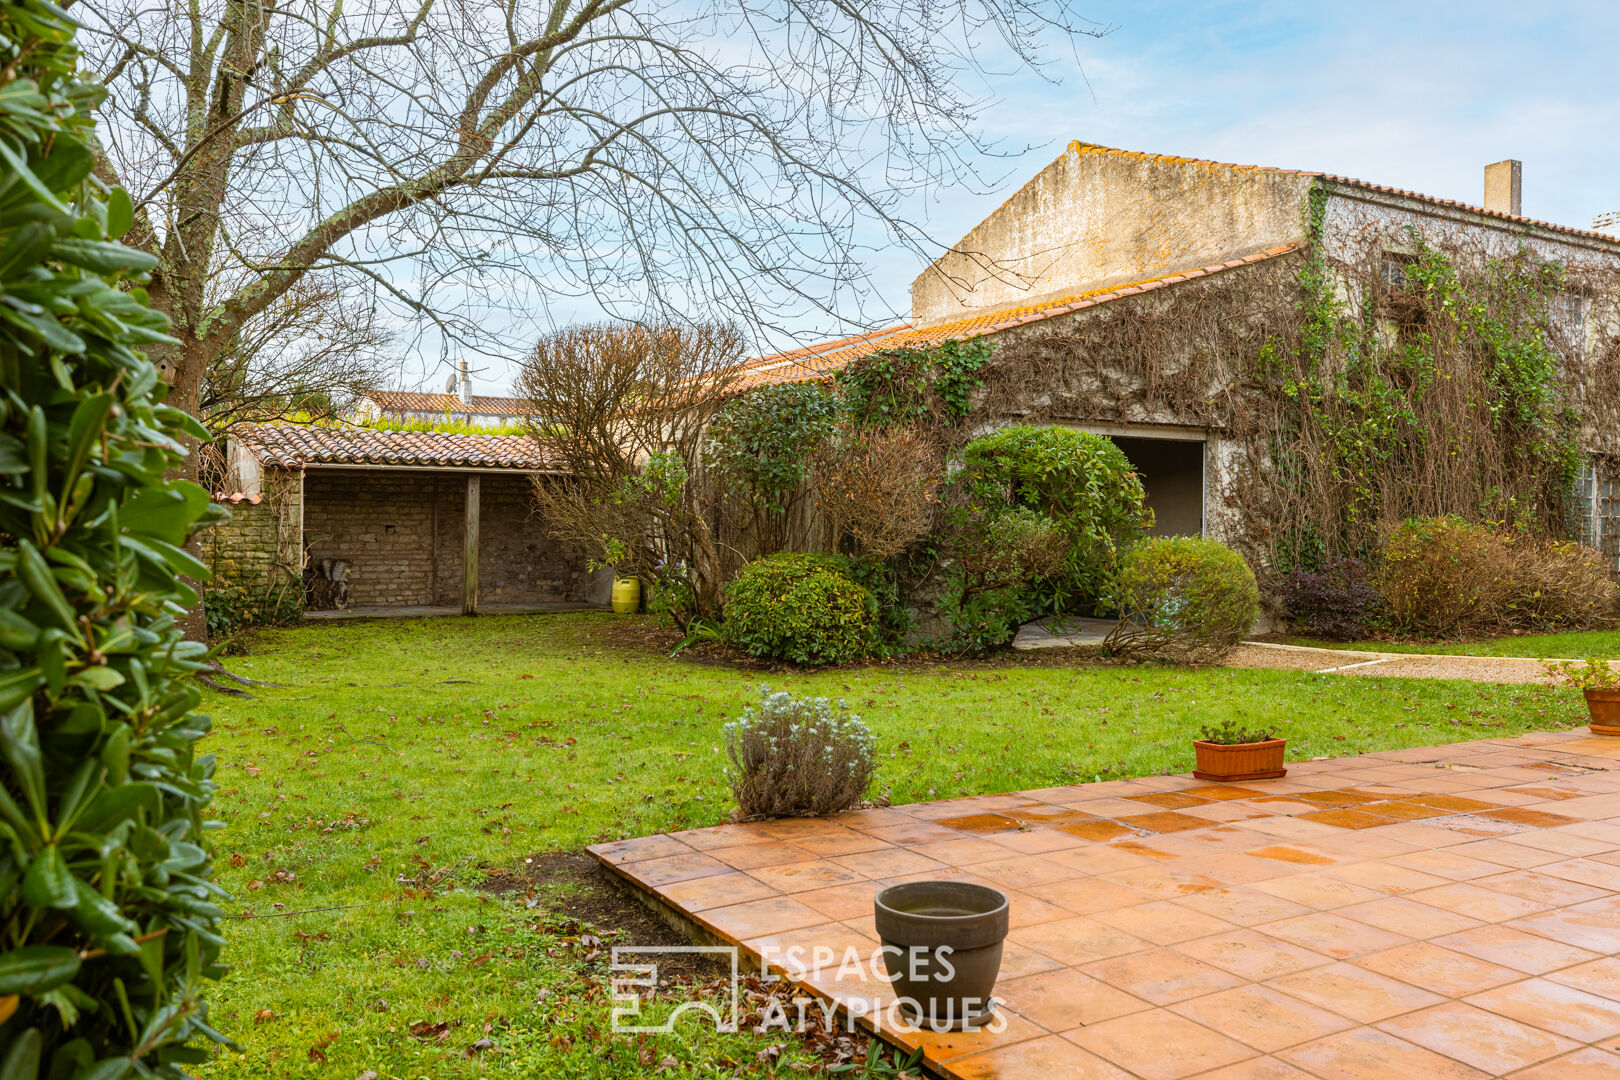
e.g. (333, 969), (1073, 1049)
(725, 688), (877, 819)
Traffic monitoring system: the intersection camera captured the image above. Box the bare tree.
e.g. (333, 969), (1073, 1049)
(518, 323), (742, 624)
(79, 0), (1102, 429)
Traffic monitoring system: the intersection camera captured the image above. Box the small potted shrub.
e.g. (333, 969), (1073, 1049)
(1193, 721), (1287, 782)
(1545, 659), (1620, 735)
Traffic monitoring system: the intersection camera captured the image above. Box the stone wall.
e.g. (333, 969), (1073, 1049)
(202, 466), (304, 626)
(302, 469), (596, 608)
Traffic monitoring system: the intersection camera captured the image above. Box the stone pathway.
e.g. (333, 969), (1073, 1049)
(592, 730), (1620, 1079)
(1227, 642), (1620, 685)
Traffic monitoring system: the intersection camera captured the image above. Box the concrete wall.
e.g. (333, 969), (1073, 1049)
(910, 143), (1315, 327)
(301, 470), (597, 608)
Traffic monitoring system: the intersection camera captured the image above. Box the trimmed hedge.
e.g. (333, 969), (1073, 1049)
(0, 4), (231, 1075)
(723, 554), (876, 665)
(1106, 537), (1260, 663)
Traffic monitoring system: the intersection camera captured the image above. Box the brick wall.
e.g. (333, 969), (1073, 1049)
(303, 469), (593, 608)
(202, 466), (304, 621)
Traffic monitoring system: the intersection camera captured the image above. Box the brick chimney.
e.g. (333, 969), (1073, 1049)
(457, 359), (473, 405)
(1484, 160), (1522, 217)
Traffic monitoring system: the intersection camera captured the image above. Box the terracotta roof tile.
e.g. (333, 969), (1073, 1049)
(234, 425), (555, 471)
(731, 245), (1302, 392)
(365, 390), (530, 415)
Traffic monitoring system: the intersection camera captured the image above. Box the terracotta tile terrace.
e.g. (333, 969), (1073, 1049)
(591, 731), (1620, 1079)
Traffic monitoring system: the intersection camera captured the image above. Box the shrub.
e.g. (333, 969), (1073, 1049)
(1105, 538), (1261, 663)
(725, 688), (877, 818)
(956, 426), (1149, 605)
(0, 3), (231, 1071)
(1379, 516), (1618, 637)
(1282, 557), (1382, 640)
(723, 553), (876, 664)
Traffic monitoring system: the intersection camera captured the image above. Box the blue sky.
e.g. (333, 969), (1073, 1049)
(455, 0), (1620, 393)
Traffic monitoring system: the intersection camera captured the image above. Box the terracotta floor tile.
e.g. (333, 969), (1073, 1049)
(1177, 853), (1299, 886)
(993, 939), (1067, 980)
(1376, 1001), (1577, 1075)
(1083, 947), (1245, 1005)
(1504, 907), (1620, 953)
(1481, 807), (1582, 828)
(1249, 874), (1383, 911)
(794, 880), (886, 921)
(1037, 876), (1155, 916)
(711, 840), (819, 870)
(1065, 796), (1165, 817)
(949, 1034), (1136, 1080)
(1174, 887), (1314, 927)
(1109, 838), (1182, 861)
(1354, 941), (1522, 997)
(1098, 864), (1227, 900)
(754, 816), (849, 839)
(908, 837), (1023, 866)
(1388, 847), (1522, 880)
(998, 890), (1076, 930)
(1185, 784), (1272, 801)
(1171, 985), (1352, 1053)
(667, 822), (776, 850)
(1506, 1047), (1620, 1080)
(1450, 838), (1564, 869)
(933, 812), (1024, 834)
(1324, 860), (1452, 895)
(620, 851), (731, 887)
(1179, 801), (1280, 823)
(1432, 924), (1600, 974)
(788, 828), (894, 857)
(656, 871), (779, 911)
(1187, 1057), (1318, 1080)
(1063, 1008), (1257, 1080)
(969, 854), (1079, 890)
(1465, 977), (1620, 1042)
(1089, 898), (1238, 945)
(1297, 807), (1406, 830)
(824, 807), (920, 829)
(1406, 881), (1551, 923)
(1473, 868), (1609, 906)
(1267, 962), (1446, 1023)
(699, 895), (829, 940)
(994, 966), (1150, 1031)
(745, 920), (878, 977)
(1009, 916), (1150, 967)
(1175, 929), (1333, 981)
(1498, 829), (1614, 856)
(1406, 794), (1505, 813)
(1546, 956), (1620, 999)
(983, 827), (1090, 855)
(1051, 819), (1143, 845)
(866, 820), (972, 846)
(1534, 855), (1620, 891)
(828, 847), (945, 878)
(1125, 790), (1213, 810)
(746, 859), (868, 894)
(896, 1008), (1048, 1070)
(1279, 1028), (1491, 1080)
(590, 833), (694, 863)
(1119, 810), (1217, 834)
(1243, 844), (1338, 867)
(1338, 896), (1483, 938)
(1258, 912), (1409, 960)
(1358, 800), (1454, 821)
(1292, 790), (1383, 808)
(1002, 806), (1099, 825)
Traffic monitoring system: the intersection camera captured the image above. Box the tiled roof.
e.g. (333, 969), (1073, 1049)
(365, 390), (530, 415)
(732, 245), (1301, 392)
(234, 425), (556, 471)
(1060, 143), (1620, 247)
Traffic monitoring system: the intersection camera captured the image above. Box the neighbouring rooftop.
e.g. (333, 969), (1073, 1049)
(594, 729), (1620, 1079)
(231, 424), (555, 471)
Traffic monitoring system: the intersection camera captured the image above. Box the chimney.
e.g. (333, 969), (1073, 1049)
(1483, 160), (1522, 217)
(457, 359), (473, 406)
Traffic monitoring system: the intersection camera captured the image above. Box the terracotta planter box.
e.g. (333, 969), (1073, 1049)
(1586, 689), (1620, 736)
(1193, 738), (1287, 782)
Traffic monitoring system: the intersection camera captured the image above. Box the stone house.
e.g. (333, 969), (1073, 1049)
(208, 425), (606, 617)
(736, 142), (1620, 577)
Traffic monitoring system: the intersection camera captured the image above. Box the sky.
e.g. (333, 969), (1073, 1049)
(447, 0), (1620, 395)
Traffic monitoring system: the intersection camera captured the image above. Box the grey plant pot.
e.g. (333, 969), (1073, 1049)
(873, 881), (1009, 1031)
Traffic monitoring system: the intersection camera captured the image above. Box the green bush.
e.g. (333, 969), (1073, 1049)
(0, 4), (231, 1073)
(723, 554), (876, 665)
(1105, 537), (1260, 663)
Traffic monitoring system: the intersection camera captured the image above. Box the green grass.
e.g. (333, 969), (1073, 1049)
(1278, 628), (1620, 659)
(198, 614), (1590, 1078)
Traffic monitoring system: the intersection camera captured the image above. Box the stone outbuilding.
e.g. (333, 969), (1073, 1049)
(208, 426), (607, 618)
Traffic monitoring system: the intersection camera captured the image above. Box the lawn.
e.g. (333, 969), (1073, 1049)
(197, 613), (1590, 1078)
(1278, 628), (1620, 659)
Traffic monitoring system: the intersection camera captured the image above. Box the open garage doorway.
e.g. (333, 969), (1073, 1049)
(1109, 436), (1205, 536)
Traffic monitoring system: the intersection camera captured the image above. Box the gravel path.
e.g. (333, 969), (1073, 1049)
(1226, 641), (1620, 684)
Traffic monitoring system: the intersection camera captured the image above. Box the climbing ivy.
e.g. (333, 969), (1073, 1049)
(835, 337), (991, 429)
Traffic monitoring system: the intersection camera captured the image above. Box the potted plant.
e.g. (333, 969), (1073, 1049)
(1545, 658), (1620, 735)
(1193, 721), (1287, 782)
(873, 881), (1008, 1031)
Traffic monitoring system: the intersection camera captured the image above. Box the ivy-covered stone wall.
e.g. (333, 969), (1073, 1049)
(202, 465), (305, 635)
